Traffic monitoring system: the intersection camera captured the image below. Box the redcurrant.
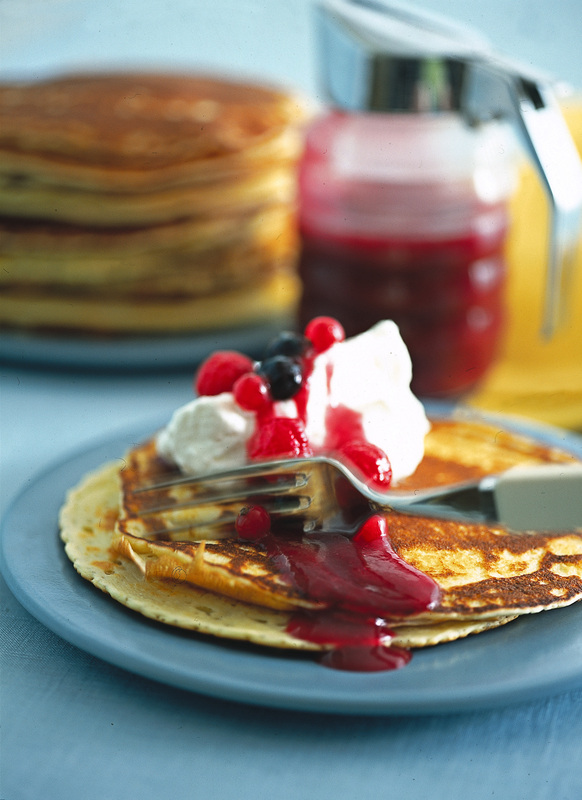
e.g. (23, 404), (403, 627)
(235, 506), (271, 540)
(233, 372), (271, 412)
(304, 317), (345, 353)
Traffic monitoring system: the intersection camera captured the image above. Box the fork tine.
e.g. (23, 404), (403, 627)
(134, 460), (310, 493)
(141, 488), (311, 524)
(145, 517), (240, 539)
(141, 494), (313, 539)
(128, 460), (320, 539)
(136, 475), (307, 516)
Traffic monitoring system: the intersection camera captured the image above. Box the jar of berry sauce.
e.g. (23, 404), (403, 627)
(298, 1), (582, 398)
(298, 109), (515, 397)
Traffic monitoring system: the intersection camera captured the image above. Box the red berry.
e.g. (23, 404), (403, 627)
(235, 506), (271, 540)
(305, 317), (345, 353)
(195, 351), (254, 396)
(353, 514), (389, 546)
(248, 417), (312, 460)
(339, 441), (392, 491)
(233, 372), (271, 411)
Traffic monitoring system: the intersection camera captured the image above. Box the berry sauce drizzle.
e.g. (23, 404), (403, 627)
(261, 515), (440, 672)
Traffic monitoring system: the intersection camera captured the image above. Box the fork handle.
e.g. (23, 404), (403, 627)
(485, 463), (582, 532)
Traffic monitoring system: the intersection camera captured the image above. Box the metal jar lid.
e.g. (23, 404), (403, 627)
(316, 0), (489, 113)
(315, 0), (582, 336)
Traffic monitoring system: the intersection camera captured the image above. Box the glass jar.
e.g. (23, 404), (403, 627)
(298, 110), (516, 397)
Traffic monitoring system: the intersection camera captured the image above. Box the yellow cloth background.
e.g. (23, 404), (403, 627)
(470, 102), (582, 431)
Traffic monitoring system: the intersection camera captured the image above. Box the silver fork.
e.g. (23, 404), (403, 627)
(132, 456), (582, 537)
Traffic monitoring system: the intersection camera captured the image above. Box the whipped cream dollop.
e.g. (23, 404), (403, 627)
(157, 320), (429, 483)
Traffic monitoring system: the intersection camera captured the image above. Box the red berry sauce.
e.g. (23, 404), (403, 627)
(320, 643), (412, 672)
(263, 514), (440, 671)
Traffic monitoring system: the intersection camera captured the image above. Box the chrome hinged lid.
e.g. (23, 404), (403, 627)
(316, 0), (582, 336)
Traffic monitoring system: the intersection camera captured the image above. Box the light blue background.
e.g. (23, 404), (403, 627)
(1, 0), (581, 97)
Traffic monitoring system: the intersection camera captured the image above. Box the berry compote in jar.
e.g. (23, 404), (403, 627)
(298, 110), (516, 398)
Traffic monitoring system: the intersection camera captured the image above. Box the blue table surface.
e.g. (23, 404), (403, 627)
(2, 2), (582, 799)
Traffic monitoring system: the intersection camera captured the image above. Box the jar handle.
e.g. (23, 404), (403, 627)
(465, 59), (582, 336)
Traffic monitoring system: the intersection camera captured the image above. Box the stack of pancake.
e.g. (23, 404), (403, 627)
(60, 415), (582, 655)
(0, 73), (307, 335)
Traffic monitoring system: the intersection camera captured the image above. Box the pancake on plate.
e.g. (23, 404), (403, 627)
(0, 72), (307, 334)
(60, 414), (582, 665)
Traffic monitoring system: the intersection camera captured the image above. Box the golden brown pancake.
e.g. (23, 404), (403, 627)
(0, 72), (307, 335)
(60, 414), (582, 655)
(0, 123), (301, 192)
(0, 271), (300, 335)
(0, 164), (296, 227)
(0, 206), (295, 290)
(0, 73), (306, 170)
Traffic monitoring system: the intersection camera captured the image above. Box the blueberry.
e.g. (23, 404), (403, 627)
(264, 331), (310, 360)
(256, 355), (303, 400)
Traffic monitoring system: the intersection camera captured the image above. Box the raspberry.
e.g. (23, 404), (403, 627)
(248, 417), (312, 460)
(235, 505), (271, 540)
(233, 372), (271, 412)
(195, 351), (254, 396)
(305, 317), (345, 354)
(339, 441), (392, 491)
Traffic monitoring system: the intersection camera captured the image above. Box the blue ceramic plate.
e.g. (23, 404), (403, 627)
(0, 318), (291, 371)
(1, 410), (582, 715)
